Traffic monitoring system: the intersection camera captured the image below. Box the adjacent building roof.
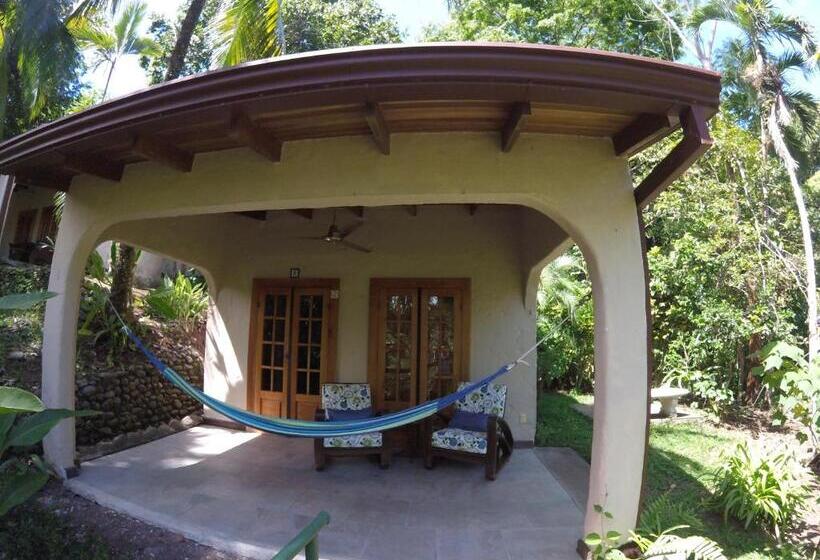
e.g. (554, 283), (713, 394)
(0, 43), (721, 193)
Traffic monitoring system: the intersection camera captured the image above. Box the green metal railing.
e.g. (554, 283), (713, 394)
(272, 511), (330, 560)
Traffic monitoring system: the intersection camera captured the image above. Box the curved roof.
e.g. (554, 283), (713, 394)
(0, 43), (721, 189)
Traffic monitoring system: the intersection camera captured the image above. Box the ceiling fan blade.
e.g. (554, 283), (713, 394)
(340, 239), (372, 253)
(340, 220), (364, 237)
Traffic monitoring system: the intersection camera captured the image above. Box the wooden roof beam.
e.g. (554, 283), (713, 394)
(62, 154), (123, 182)
(346, 206), (364, 218)
(131, 134), (194, 172)
(365, 103), (390, 155)
(467, 204), (478, 216)
(235, 210), (267, 221)
(612, 112), (679, 157)
(229, 112), (282, 162)
(14, 170), (71, 192)
(404, 205), (417, 216)
(634, 106), (712, 209)
(501, 102), (532, 152)
(290, 209), (313, 220)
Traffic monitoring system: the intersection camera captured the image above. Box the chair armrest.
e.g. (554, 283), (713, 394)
(314, 408), (326, 422)
(497, 417), (515, 448)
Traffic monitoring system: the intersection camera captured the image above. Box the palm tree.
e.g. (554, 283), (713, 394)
(165, 0), (209, 80)
(213, 0), (285, 67)
(0, 0), (82, 138)
(691, 0), (819, 361)
(71, 1), (158, 99)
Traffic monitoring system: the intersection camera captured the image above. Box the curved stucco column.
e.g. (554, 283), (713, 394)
(42, 199), (108, 477)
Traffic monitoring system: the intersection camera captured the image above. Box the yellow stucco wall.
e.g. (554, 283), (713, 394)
(42, 131), (649, 537)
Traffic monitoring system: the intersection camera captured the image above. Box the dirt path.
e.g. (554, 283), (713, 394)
(36, 482), (249, 560)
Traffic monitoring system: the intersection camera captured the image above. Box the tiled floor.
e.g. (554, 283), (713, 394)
(68, 425), (585, 560)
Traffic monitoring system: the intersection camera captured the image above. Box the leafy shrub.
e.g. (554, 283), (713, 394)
(709, 442), (808, 541)
(0, 265), (49, 296)
(144, 272), (208, 330)
(637, 494), (704, 537)
(753, 341), (819, 452)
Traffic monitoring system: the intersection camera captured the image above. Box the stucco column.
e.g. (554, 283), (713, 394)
(42, 199), (102, 477)
(582, 206), (649, 538)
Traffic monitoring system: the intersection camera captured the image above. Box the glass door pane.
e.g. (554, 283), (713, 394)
(255, 289), (290, 418)
(420, 289), (462, 401)
(378, 289), (418, 411)
(289, 289), (327, 420)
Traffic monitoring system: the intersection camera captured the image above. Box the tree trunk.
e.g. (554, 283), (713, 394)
(109, 244), (139, 320)
(784, 164), (819, 361)
(102, 59), (117, 100)
(164, 0), (207, 81)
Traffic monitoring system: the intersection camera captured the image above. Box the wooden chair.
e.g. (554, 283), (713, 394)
(313, 383), (391, 470)
(423, 382), (514, 480)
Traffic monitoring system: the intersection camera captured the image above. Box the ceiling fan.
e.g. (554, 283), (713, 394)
(301, 211), (372, 253)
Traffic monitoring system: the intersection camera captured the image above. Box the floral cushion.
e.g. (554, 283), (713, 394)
(321, 383), (372, 412)
(431, 427), (487, 455)
(455, 382), (507, 417)
(323, 432), (382, 448)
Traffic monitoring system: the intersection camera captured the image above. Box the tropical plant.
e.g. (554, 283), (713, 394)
(0, 292), (94, 516)
(585, 504), (727, 560)
(709, 441), (808, 541)
(70, 1), (159, 99)
(0, 387), (96, 516)
(144, 272), (208, 331)
(0, 0), (85, 139)
(637, 493), (705, 537)
(536, 248), (594, 391)
(213, 0), (285, 66)
(688, 0), (819, 363)
(752, 340), (819, 453)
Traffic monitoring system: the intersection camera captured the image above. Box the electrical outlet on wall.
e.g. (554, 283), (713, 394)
(519, 413), (527, 424)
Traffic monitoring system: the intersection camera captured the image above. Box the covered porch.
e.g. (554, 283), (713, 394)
(68, 425), (588, 560)
(0, 43), (722, 548)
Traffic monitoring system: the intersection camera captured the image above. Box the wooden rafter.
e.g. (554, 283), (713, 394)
(634, 106), (712, 209)
(290, 209), (313, 220)
(62, 154), (123, 182)
(236, 210), (267, 221)
(229, 112), (282, 162)
(500, 102), (532, 152)
(612, 112), (679, 157)
(131, 134), (194, 172)
(14, 170), (71, 192)
(404, 205), (418, 216)
(467, 204), (478, 216)
(346, 206), (364, 218)
(365, 103), (390, 155)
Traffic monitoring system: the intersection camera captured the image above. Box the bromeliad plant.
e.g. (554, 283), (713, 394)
(708, 441), (808, 542)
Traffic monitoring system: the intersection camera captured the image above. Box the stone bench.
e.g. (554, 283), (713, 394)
(650, 387), (689, 417)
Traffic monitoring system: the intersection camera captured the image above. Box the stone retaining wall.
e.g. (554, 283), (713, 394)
(75, 344), (204, 447)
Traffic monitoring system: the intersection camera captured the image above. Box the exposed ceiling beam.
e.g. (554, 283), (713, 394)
(229, 112), (282, 162)
(235, 210), (267, 221)
(131, 134), (194, 172)
(346, 206), (364, 218)
(404, 205), (417, 216)
(62, 154), (123, 182)
(612, 112), (679, 157)
(14, 170), (71, 192)
(290, 209), (313, 220)
(634, 106), (712, 209)
(467, 204), (478, 216)
(500, 102), (532, 152)
(365, 103), (390, 155)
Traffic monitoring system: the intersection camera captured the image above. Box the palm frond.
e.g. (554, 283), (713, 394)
(643, 534), (727, 560)
(213, 0), (283, 67)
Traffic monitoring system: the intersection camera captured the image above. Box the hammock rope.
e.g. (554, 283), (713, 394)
(110, 301), (549, 438)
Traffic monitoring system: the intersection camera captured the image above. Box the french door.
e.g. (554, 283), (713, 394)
(249, 280), (338, 421)
(368, 279), (470, 413)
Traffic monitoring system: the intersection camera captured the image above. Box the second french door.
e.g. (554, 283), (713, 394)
(368, 279), (470, 413)
(249, 280), (338, 421)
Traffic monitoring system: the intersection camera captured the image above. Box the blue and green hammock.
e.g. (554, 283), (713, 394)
(118, 316), (542, 439)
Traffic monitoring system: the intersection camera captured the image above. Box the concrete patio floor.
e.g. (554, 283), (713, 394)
(67, 425), (586, 560)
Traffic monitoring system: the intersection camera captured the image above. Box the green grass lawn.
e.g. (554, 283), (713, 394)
(536, 392), (801, 560)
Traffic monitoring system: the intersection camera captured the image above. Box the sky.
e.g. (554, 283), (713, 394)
(91, 0), (820, 100)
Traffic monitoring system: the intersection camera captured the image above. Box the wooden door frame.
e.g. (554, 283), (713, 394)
(367, 278), (471, 411)
(247, 278), (339, 416)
